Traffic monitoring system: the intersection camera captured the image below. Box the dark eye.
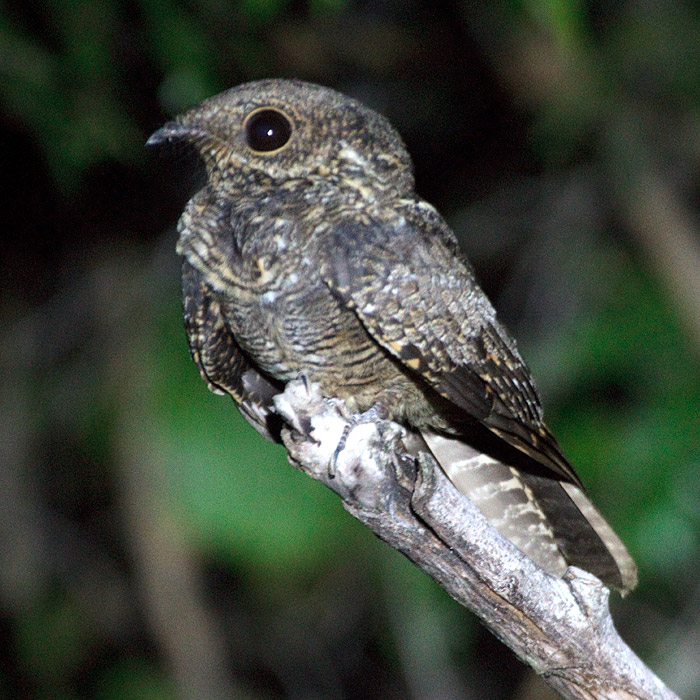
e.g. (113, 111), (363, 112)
(244, 108), (293, 152)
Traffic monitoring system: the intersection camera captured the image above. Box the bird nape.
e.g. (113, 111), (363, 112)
(148, 78), (637, 594)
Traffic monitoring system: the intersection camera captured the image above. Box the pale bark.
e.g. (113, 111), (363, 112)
(274, 379), (680, 700)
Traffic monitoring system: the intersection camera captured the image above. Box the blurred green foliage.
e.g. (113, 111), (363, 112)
(549, 258), (700, 577)
(96, 659), (173, 700)
(1, 0), (699, 698)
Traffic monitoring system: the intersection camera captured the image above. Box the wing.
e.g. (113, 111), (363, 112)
(182, 260), (282, 440)
(320, 215), (578, 483)
(319, 215), (636, 592)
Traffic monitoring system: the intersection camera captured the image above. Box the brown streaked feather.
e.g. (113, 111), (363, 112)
(419, 430), (570, 578)
(322, 218), (579, 484)
(182, 260), (281, 439)
(420, 431), (636, 592)
(437, 322), (581, 484)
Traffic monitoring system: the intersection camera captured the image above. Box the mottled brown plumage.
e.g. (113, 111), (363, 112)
(149, 79), (637, 592)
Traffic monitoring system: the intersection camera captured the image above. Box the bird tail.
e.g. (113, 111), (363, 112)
(418, 430), (637, 593)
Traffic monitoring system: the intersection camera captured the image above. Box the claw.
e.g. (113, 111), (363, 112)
(297, 372), (312, 393)
(329, 404), (388, 477)
(329, 424), (350, 478)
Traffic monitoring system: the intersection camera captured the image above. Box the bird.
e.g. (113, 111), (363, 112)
(148, 78), (637, 593)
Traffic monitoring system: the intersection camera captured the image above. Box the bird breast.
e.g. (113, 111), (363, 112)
(216, 256), (368, 385)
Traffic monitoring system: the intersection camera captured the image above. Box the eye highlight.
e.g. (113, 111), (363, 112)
(244, 108), (293, 153)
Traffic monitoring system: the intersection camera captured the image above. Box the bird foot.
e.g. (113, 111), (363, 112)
(329, 405), (387, 478)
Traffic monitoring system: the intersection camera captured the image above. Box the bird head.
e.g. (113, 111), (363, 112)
(148, 79), (415, 196)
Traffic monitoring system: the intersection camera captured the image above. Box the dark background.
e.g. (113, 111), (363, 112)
(2, 1), (699, 698)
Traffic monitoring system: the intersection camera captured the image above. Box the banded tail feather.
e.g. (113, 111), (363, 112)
(420, 431), (637, 593)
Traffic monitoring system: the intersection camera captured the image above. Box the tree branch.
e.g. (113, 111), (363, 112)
(273, 379), (679, 700)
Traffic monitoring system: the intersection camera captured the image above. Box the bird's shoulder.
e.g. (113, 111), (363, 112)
(316, 196), (490, 352)
(315, 198), (579, 481)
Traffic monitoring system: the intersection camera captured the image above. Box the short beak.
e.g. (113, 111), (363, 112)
(146, 121), (197, 147)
